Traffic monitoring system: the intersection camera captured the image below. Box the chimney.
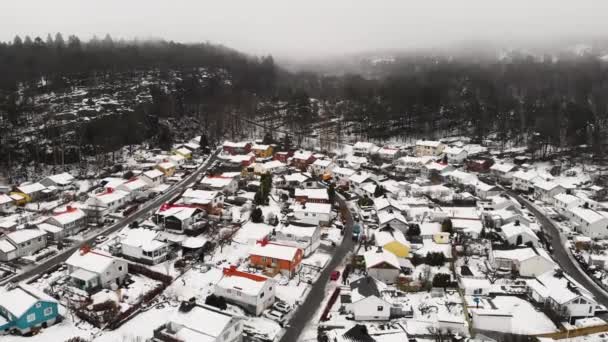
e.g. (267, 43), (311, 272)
(376, 246), (383, 253)
(107, 187), (114, 194)
(514, 220), (520, 226)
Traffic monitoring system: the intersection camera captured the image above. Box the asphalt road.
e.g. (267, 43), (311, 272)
(508, 190), (608, 307)
(279, 195), (355, 342)
(2, 148), (221, 285)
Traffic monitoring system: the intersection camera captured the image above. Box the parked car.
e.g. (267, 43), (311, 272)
(272, 302), (291, 314)
(95, 235), (109, 244)
(330, 270), (341, 281)
(263, 310), (285, 323)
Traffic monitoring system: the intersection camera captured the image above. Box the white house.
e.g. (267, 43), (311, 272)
(200, 175), (238, 194)
(151, 304), (243, 342)
(331, 167), (356, 186)
(527, 270), (597, 320)
(214, 267), (276, 316)
(65, 249), (128, 292)
(254, 160), (286, 175)
(363, 248), (401, 284)
(140, 169), (165, 187)
(156, 205), (206, 234)
(533, 180), (566, 203)
(116, 178), (150, 200)
(85, 188), (130, 218)
(443, 146), (468, 164)
(492, 248), (554, 277)
(490, 163), (517, 183)
(566, 207), (608, 239)
(475, 181), (502, 200)
(44, 206), (87, 238)
(511, 170), (541, 192)
(0, 194), (14, 213)
(395, 156), (433, 174)
(553, 193), (583, 212)
(377, 146), (401, 161)
(0, 228), (47, 261)
(349, 172), (375, 197)
(374, 197), (408, 216)
(345, 155), (369, 170)
(120, 228), (169, 265)
(275, 224), (321, 257)
(499, 221), (540, 247)
(15, 183), (47, 201)
(292, 203), (332, 226)
(294, 188), (330, 204)
(352, 295), (391, 321)
(377, 210), (408, 233)
(415, 140), (445, 157)
(40, 172), (74, 190)
(353, 141), (377, 156)
(309, 159), (334, 176)
(445, 170), (478, 186)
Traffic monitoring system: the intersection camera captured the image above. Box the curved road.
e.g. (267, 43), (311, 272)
(1, 148), (221, 285)
(279, 196), (355, 342)
(508, 190), (608, 307)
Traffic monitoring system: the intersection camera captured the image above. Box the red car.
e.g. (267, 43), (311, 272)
(330, 270), (340, 281)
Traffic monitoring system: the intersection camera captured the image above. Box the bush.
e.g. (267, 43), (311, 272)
(432, 273), (452, 288)
(251, 207), (264, 223)
(425, 252), (446, 266)
(406, 224), (421, 237)
(205, 294), (227, 310)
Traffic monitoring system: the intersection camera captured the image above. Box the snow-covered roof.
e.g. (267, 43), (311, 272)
(223, 141), (250, 148)
(363, 249), (400, 269)
(157, 161), (176, 170)
(553, 193), (582, 205)
(312, 159), (333, 167)
(292, 150), (313, 160)
(181, 236), (208, 249)
(512, 170), (540, 181)
(261, 160), (285, 169)
(66, 249), (119, 274)
(175, 147), (192, 155)
(284, 173), (310, 183)
(200, 176), (234, 188)
(493, 248), (548, 263)
(0, 194), (13, 205)
(233, 222), (273, 244)
(533, 180), (562, 192)
(374, 229), (409, 247)
(38, 222), (64, 234)
(500, 222), (538, 241)
(251, 144), (270, 150)
(249, 242), (300, 261)
(332, 167), (356, 177)
(45, 172), (74, 185)
(122, 228), (167, 252)
(528, 271), (595, 305)
(0, 239), (16, 253)
(353, 141), (375, 150)
(443, 146), (466, 155)
(89, 188), (130, 205)
(118, 178), (149, 192)
(280, 224), (319, 238)
(475, 181), (499, 192)
(143, 169), (164, 179)
(6, 228), (45, 244)
(349, 172), (373, 184)
(568, 207), (608, 224)
(377, 211), (407, 226)
(49, 207), (86, 225)
(295, 188), (329, 201)
(181, 189), (220, 205)
(0, 285), (56, 318)
(416, 140), (443, 148)
(293, 203), (332, 215)
(490, 163), (516, 173)
(216, 270), (270, 296)
(374, 197), (407, 212)
(16, 182), (46, 194)
(398, 156), (433, 165)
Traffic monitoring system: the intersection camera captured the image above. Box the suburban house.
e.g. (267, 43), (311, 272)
(377, 210), (408, 233)
(85, 188), (130, 218)
(377, 146), (401, 161)
(223, 154), (256, 168)
(66, 248), (128, 292)
(251, 144), (274, 158)
(140, 169), (165, 187)
(214, 266), (276, 316)
(353, 142), (378, 156)
(222, 141), (252, 155)
(200, 175), (238, 194)
(294, 188), (330, 204)
(0, 285), (60, 335)
(415, 140), (445, 157)
(445, 170), (478, 186)
(466, 158), (494, 173)
(374, 227), (410, 258)
(490, 163), (517, 183)
(349, 172), (375, 197)
(168, 154), (186, 166)
(527, 270), (597, 321)
(180, 189), (224, 215)
(553, 193), (584, 212)
(533, 180), (566, 203)
(155, 204), (206, 234)
(40, 172), (74, 190)
(499, 221), (540, 246)
(443, 146), (468, 164)
(0, 228), (47, 262)
(475, 181), (502, 200)
(281, 172), (313, 189)
(13, 183), (47, 203)
(248, 240), (303, 278)
(291, 150), (316, 170)
(351, 295), (392, 321)
(172, 147), (192, 160)
(273, 151), (293, 163)
(363, 248), (401, 284)
(292, 202), (332, 226)
(116, 178), (150, 200)
(395, 156), (433, 174)
(275, 223), (321, 257)
(0, 194), (14, 213)
(374, 197), (409, 216)
(422, 163), (455, 180)
(565, 206), (608, 239)
(492, 248), (554, 277)
(309, 159), (335, 177)
(43, 206), (87, 238)
(253, 160), (286, 175)
(151, 304), (243, 342)
(155, 161), (177, 177)
(331, 167), (356, 187)
(511, 170), (541, 192)
(121, 228), (169, 265)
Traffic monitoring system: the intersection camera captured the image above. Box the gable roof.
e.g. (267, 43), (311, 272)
(249, 242), (300, 261)
(0, 285), (56, 318)
(416, 140), (442, 147)
(363, 249), (400, 269)
(66, 249), (119, 274)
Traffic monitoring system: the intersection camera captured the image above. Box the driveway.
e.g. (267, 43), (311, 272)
(279, 196), (355, 342)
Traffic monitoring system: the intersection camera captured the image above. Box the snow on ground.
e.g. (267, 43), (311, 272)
(303, 251), (331, 268)
(275, 277), (309, 305)
(243, 317), (283, 341)
(164, 267), (224, 302)
(3, 311), (98, 342)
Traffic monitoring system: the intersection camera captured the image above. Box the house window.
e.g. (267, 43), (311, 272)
(27, 313), (36, 322)
(118, 266), (123, 272)
(260, 292), (265, 298)
(35, 303), (42, 308)
(44, 307), (53, 316)
(377, 306), (384, 311)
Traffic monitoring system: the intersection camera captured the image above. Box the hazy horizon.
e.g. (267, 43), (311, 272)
(2, 0), (608, 60)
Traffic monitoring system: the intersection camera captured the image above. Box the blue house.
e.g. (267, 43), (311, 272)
(0, 285), (59, 335)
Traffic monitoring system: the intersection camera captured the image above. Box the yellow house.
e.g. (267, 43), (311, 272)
(251, 144), (273, 158)
(433, 232), (451, 244)
(374, 229), (410, 258)
(156, 161), (177, 177)
(8, 192), (27, 206)
(173, 147), (193, 160)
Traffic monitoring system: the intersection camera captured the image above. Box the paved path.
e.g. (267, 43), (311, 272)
(279, 196), (355, 342)
(2, 149), (221, 285)
(507, 190), (608, 307)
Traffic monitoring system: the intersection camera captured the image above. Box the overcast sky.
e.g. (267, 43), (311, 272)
(2, 0), (607, 58)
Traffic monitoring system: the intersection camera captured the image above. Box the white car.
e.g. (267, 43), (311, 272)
(263, 310), (285, 323)
(273, 302), (291, 314)
(95, 235), (109, 244)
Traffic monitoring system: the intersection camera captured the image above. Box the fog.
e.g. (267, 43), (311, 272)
(2, 0), (607, 59)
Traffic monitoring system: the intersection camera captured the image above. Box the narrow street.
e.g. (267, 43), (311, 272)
(508, 190), (608, 307)
(279, 196), (355, 342)
(2, 149), (221, 285)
